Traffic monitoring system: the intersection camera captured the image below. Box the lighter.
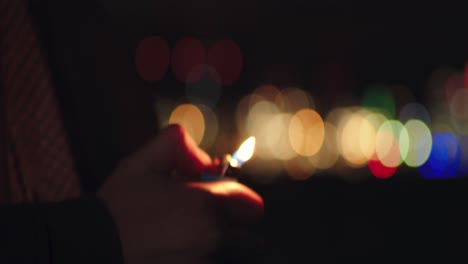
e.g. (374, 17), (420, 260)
(201, 137), (256, 182)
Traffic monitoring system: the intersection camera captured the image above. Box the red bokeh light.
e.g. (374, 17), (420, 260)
(464, 62), (468, 89)
(171, 38), (206, 83)
(368, 156), (398, 179)
(207, 39), (243, 85)
(135, 36), (170, 82)
(445, 73), (464, 103)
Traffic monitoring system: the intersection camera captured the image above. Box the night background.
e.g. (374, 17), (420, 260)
(46, 0), (468, 262)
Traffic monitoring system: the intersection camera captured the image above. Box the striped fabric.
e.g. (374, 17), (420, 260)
(0, 0), (80, 203)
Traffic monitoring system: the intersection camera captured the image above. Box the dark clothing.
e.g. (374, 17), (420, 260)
(0, 198), (122, 263)
(35, 0), (157, 193)
(1, 0), (157, 262)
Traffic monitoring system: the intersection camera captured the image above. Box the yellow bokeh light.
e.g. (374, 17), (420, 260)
(326, 107), (353, 127)
(197, 104), (218, 149)
(375, 120), (409, 167)
(309, 122), (339, 170)
(169, 104), (205, 145)
(283, 157), (316, 181)
(365, 112), (388, 130)
(236, 93), (269, 139)
(339, 112), (371, 167)
(267, 113), (297, 160)
(363, 112), (388, 159)
(359, 116), (377, 160)
(252, 84), (282, 102)
(246, 100), (280, 159)
(277, 87), (315, 113)
(404, 119), (432, 167)
(289, 109), (325, 156)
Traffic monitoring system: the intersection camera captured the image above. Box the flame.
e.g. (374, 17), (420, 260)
(230, 137), (256, 167)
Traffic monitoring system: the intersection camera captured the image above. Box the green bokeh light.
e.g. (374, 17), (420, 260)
(362, 85), (396, 119)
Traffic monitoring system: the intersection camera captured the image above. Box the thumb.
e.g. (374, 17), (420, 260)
(188, 181), (264, 225)
(136, 124), (212, 177)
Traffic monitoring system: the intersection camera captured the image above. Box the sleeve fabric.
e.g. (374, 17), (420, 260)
(0, 196), (124, 264)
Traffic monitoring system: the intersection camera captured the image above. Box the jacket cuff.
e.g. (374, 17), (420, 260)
(43, 197), (124, 264)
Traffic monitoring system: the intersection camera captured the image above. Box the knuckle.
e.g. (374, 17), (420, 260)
(166, 124), (186, 140)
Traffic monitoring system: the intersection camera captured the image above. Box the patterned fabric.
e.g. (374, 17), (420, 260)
(0, 0), (80, 203)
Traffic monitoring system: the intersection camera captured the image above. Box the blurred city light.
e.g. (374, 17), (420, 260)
(289, 108), (324, 157)
(168, 104), (205, 145)
(148, 41), (468, 182)
(339, 111), (373, 168)
(308, 122), (339, 170)
(368, 155), (398, 179)
(404, 120), (432, 167)
(418, 132), (461, 179)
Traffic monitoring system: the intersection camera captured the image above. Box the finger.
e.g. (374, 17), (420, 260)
(188, 181), (264, 226)
(137, 124), (212, 177)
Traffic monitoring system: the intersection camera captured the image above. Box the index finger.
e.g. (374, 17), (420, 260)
(139, 124), (213, 177)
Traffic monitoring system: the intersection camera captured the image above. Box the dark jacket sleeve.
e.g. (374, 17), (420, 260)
(0, 197), (123, 264)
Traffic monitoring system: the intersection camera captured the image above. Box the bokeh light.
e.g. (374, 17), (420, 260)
(444, 72), (465, 105)
(449, 88), (468, 120)
(246, 100), (281, 159)
(456, 135), (468, 176)
(404, 120), (432, 167)
(431, 106), (454, 134)
(399, 102), (431, 126)
(362, 84), (396, 118)
(283, 157), (316, 181)
(156, 61), (468, 182)
(375, 120), (409, 167)
(169, 104), (205, 145)
(235, 93), (267, 138)
(368, 155), (397, 179)
(309, 122), (339, 170)
(267, 113), (297, 161)
(185, 74), (222, 107)
(197, 104), (218, 149)
(171, 37), (206, 83)
(339, 110), (375, 168)
(277, 87), (315, 113)
(253, 84), (282, 103)
(135, 36), (170, 82)
(465, 62), (468, 89)
(418, 132), (461, 179)
(207, 39), (243, 85)
(289, 109), (325, 157)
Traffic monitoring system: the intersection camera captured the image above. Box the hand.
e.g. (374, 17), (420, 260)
(98, 124), (264, 264)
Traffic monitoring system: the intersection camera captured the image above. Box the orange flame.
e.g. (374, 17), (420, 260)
(230, 137), (256, 167)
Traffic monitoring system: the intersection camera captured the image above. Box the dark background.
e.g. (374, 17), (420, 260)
(118, 0), (468, 261)
(160, 1), (468, 261)
(47, 0), (468, 261)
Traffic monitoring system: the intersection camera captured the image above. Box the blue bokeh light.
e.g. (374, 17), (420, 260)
(418, 132), (461, 179)
(456, 135), (468, 176)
